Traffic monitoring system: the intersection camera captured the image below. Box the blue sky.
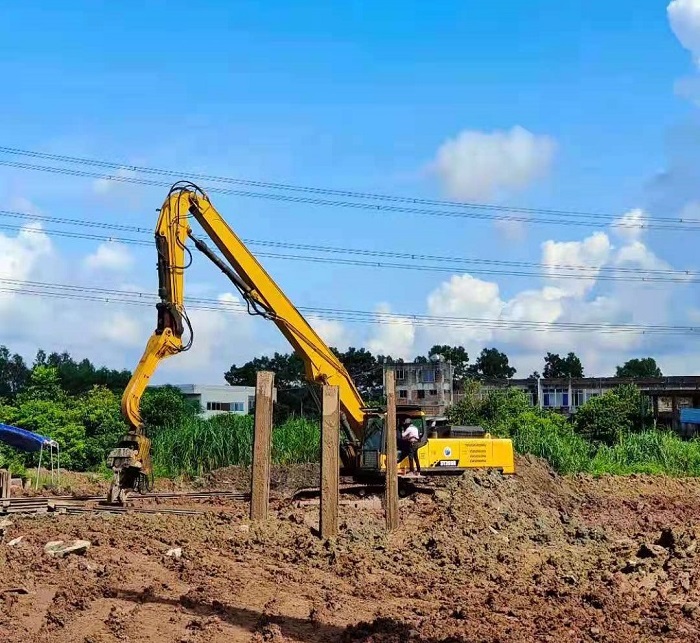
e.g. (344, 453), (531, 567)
(0, 1), (698, 381)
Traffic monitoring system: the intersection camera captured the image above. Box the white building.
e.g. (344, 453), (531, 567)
(173, 384), (256, 418)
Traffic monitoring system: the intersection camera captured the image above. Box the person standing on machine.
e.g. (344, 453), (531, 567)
(401, 418), (421, 476)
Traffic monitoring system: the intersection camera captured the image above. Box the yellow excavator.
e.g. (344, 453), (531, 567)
(106, 182), (515, 503)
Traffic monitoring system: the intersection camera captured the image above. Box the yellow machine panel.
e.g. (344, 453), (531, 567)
(388, 435), (515, 475)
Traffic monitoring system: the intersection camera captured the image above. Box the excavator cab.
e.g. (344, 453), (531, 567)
(357, 407), (427, 477)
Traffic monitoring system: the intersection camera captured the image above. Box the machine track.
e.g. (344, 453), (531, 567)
(289, 472), (457, 502)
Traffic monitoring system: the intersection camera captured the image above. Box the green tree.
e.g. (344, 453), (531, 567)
(19, 365), (64, 403)
(480, 388), (532, 433)
(616, 357), (662, 379)
(468, 348), (516, 380)
(225, 348), (393, 419)
(225, 352), (317, 421)
(6, 393), (87, 470)
(543, 352), (584, 378)
(334, 347), (385, 399)
(446, 380), (484, 426)
(574, 384), (651, 445)
(447, 383), (531, 434)
(75, 387), (127, 466)
(41, 351), (131, 395)
(0, 346), (29, 399)
(140, 385), (200, 434)
(225, 352), (306, 387)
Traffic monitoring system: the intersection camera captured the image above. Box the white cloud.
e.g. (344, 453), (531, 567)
(96, 311), (145, 347)
(84, 242), (134, 272)
(420, 209), (693, 376)
(426, 275), (504, 347)
(0, 223), (262, 382)
(156, 293), (255, 384)
(612, 208), (648, 242)
(366, 303), (415, 359)
(0, 222), (52, 280)
(432, 125), (556, 200)
(9, 196), (43, 217)
(669, 0), (700, 67)
(0, 223), (54, 320)
(541, 231), (612, 297)
(613, 241), (671, 272)
(308, 315), (349, 350)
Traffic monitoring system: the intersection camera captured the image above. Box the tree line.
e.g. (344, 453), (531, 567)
(225, 344), (665, 420)
(0, 344), (665, 412)
(0, 347), (131, 399)
(0, 340), (670, 475)
(0, 346), (195, 473)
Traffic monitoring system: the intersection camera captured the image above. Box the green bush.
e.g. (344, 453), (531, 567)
(0, 443), (28, 476)
(272, 417), (320, 464)
(140, 385), (200, 435)
(575, 384), (652, 445)
(447, 383), (531, 435)
(506, 410), (591, 474)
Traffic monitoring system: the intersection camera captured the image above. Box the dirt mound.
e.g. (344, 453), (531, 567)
(206, 463), (320, 494)
(3, 456), (700, 641)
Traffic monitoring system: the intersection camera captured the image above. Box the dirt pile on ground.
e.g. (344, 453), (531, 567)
(206, 463), (320, 495)
(16, 470), (112, 498)
(2, 456), (700, 641)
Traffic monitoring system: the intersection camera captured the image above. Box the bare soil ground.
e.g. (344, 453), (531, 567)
(2, 456), (700, 642)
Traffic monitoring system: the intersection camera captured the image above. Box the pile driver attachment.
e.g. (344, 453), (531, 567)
(106, 433), (153, 504)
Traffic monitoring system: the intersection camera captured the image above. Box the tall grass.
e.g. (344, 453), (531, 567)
(589, 431), (700, 476)
(271, 417), (320, 464)
(499, 410), (700, 477)
(507, 411), (592, 474)
(152, 414), (320, 478)
(150, 408), (700, 480)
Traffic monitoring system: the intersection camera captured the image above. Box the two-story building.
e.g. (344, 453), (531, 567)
(384, 358), (455, 416)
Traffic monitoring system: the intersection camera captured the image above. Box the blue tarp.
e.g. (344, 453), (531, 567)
(0, 423), (56, 453)
(681, 408), (700, 425)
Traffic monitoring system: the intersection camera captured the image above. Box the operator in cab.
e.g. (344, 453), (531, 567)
(401, 418), (422, 476)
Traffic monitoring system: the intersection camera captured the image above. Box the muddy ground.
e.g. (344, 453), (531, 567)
(2, 456), (700, 642)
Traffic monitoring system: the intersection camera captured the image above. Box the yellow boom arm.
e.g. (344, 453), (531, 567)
(111, 182), (367, 496)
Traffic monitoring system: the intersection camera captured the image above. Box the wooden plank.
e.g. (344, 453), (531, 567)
(0, 470), (10, 499)
(250, 371), (275, 521)
(320, 385), (340, 539)
(384, 369), (399, 532)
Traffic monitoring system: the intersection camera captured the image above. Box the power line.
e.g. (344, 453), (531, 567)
(0, 154), (699, 232)
(1, 277), (698, 335)
(2, 144), (699, 226)
(1, 210), (698, 285)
